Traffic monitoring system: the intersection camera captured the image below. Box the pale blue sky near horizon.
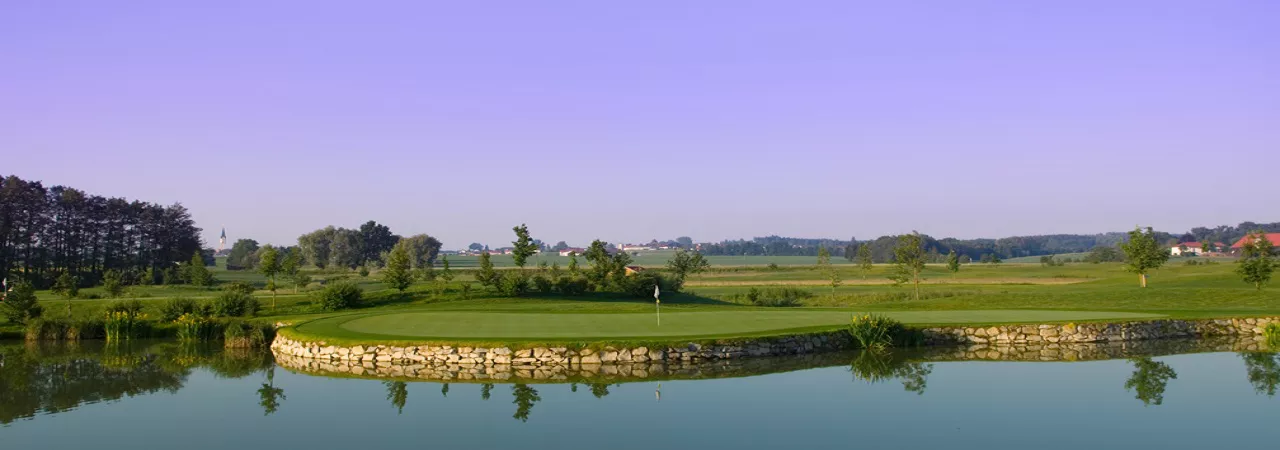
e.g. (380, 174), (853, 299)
(2, 1), (1277, 249)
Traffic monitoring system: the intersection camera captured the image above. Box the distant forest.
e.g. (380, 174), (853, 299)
(0, 175), (204, 288)
(693, 222), (1280, 263)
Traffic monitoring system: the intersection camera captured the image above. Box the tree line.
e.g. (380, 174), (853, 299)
(0, 175), (203, 288)
(217, 221), (441, 272)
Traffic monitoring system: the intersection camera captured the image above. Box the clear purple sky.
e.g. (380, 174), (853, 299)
(3, 1), (1277, 248)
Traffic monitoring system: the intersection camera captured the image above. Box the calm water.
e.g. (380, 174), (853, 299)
(2, 341), (1278, 450)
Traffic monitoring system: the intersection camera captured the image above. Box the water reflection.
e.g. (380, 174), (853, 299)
(849, 350), (933, 395)
(1125, 357), (1178, 406)
(2, 338), (1278, 426)
(385, 381), (408, 414)
(1240, 352), (1280, 397)
(257, 367), (286, 416)
(510, 384), (541, 422)
(0, 341), (272, 425)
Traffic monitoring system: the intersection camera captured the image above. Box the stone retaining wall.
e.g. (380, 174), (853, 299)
(272, 317), (1279, 366)
(919, 317), (1279, 346)
(270, 330), (850, 367)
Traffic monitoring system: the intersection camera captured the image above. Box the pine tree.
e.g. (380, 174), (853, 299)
(382, 244), (413, 292)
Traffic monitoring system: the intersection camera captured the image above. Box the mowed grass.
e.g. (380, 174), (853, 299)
(299, 309), (1163, 342)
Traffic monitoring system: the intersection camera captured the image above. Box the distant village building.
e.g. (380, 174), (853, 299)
(1230, 233), (1280, 254)
(1170, 241), (1225, 256)
(559, 248), (586, 257)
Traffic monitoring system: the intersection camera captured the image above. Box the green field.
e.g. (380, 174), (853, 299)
(5, 255), (1278, 344)
(298, 309), (1162, 342)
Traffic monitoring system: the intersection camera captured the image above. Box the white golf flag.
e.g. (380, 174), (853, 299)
(653, 285), (660, 301)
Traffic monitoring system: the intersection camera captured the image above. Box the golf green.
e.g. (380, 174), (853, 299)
(295, 309), (1165, 341)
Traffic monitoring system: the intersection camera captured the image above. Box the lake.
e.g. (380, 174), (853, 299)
(2, 340), (1277, 449)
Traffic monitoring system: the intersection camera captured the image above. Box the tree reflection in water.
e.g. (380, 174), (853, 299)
(0, 341), (272, 425)
(589, 383), (612, 398)
(480, 383), (493, 400)
(257, 367), (286, 416)
(1240, 352), (1280, 397)
(849, 350), (933, 395)
(511, 384), (541, 422)
(385, 381), (408, 414)
(1125, 357), (1177, 406)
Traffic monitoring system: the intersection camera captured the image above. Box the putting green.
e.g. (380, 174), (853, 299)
(295, 309), (1165, 341)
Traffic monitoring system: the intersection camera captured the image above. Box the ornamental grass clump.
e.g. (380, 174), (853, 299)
(175, 313), (216, 342)
(1266, 323), (1280, 349)
(848, 314), (907, 352)
(224, 320), (273, 348)
(104, 311), (148, 341)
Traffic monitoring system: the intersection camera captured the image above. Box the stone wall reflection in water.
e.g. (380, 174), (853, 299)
(4, 338), (1280, 426)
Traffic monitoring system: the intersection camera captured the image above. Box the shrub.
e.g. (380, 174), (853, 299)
(737, 286), (811, 307)
(768, 263), (780, 271)
(848, 314), (907, 351)
(29, 318), (105, 341)
(211, 290), (259, 317)
(554, 276), (589, 296)
(317, 281), (362, 311)
(532, 275), (554, 294)
(1266, 323), (1280, 349)
(223, 282), (256, 295)
(159, 297), (200, 322)
(0, 281), (43, 324)
(461, 282), (473, 299)
(618, 272), (670, 298)
(102, 270), (125, 297)
(496, 272), (530, 297)
(358, 266), (370, 277)
(52, 272), (80, 298)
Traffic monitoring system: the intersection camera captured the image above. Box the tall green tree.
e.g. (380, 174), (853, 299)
(856, 243), (873, 279)
(888, 232), (926, 301)
(0, 281), (42, 324)
(510, 224), (538, 269)
(258, 246), (281, 310)
(382, 243), (414, 292)
(227, 239), (260, 270)
(1235, 231), (1278, 290)
(186, 251), (213, 287)
(102, 269), (125, 298)
(817, 246), (840, 298)
(281, 249), (301, 293)
(475, 252), (497, 287)
(567, 252), (580, 274)
(665, 249), (710, 291)
(52, 271), (78, 315)
(1119, 226), (1170, 288)
(440, 255), (454, 283)
(946, 250), (960, 276)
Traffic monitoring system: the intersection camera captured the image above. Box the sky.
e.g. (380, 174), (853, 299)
(2, 1), (1277, 249)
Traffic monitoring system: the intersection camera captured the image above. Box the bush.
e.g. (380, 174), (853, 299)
(737, 286), (811, 307)
(159, 297), (200, 322)
(102, 270), (125, 298)
(768, 263), (780, 271)
(496, 272), (530, 297)
(532, 275), (554, 294)
(0, 281), (43, 324)
(554, 276), (589, 296)
(223, 282), (256, 295)
(618, 272), (670, 298)
(1266, 323), (1280, 349)
(848, 314), (907, 351)
(211, 290), (259, 317)
(358, 266), (370, 277)
(317, 281), (362, 311)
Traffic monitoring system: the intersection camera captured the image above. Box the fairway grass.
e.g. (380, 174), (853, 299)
(293, 309), (1164, 343)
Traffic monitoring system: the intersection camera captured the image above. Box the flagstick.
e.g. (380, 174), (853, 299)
(656, 299), (660, 326)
